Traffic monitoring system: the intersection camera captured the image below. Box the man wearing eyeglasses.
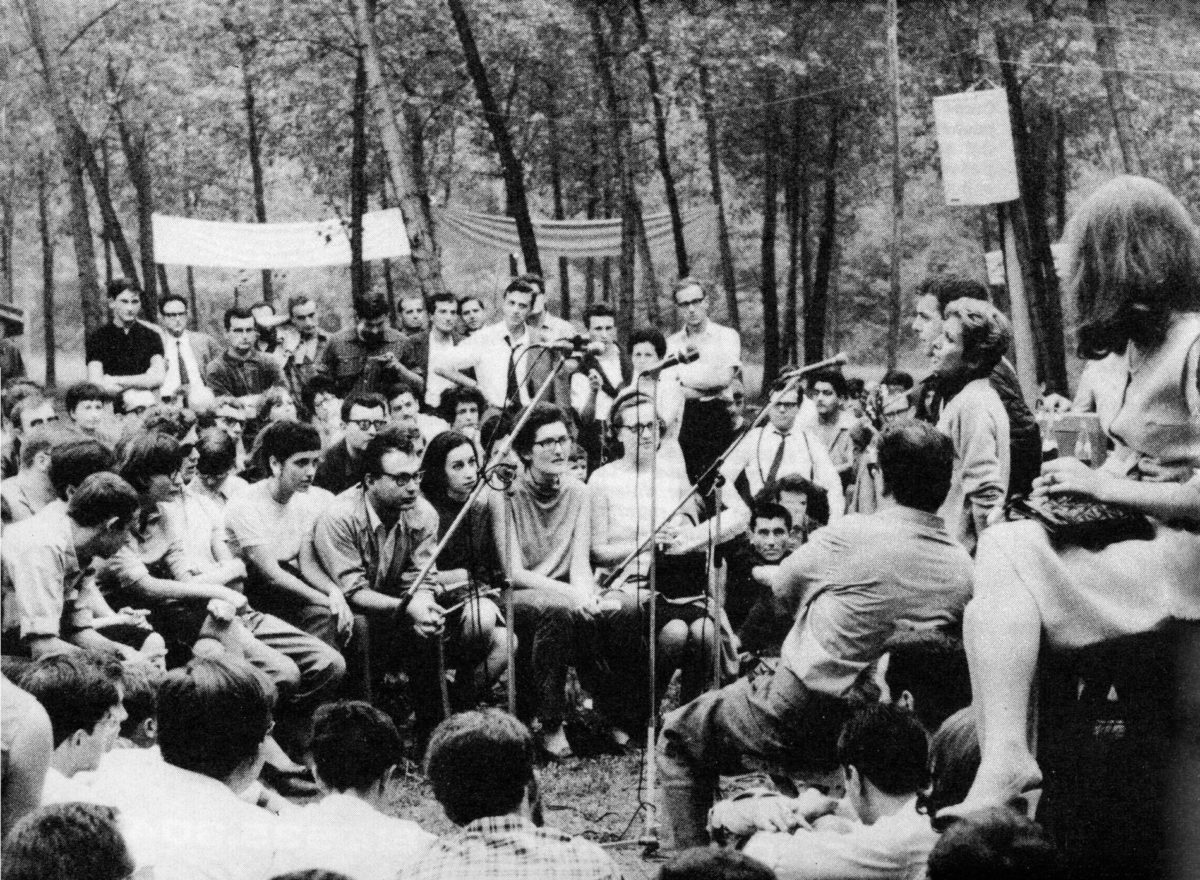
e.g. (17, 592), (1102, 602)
(156, 294), (220, 406)
(312, 428), (459, 743)
(720, 380), (844, 518)
(314, 392), (390, 495)
(667, 277), (742, 487)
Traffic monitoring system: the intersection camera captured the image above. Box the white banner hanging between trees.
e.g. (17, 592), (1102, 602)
(153, 206), (715, 269)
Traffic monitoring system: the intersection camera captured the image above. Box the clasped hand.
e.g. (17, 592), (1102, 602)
(708, 788), (839, 838)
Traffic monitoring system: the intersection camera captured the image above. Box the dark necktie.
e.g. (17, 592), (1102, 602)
(505, 338), (520, 405)
(765, 431), (788, 488)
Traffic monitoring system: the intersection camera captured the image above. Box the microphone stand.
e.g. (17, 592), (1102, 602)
(405, 345), (579, 717)
(600, 354), (847, 590)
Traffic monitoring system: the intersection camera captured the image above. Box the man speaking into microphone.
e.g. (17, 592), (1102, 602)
(667, 277), (743, 490)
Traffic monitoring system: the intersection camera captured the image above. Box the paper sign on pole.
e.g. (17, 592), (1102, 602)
(933, 89), (1020, 206)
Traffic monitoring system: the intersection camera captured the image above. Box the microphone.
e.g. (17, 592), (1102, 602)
(540, 336), (606, 356)
(777, 352), (848, 380)
(641, 346), (700, 377)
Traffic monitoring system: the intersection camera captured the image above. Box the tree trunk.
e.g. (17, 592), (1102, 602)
(186, 265), (198, 329)
(807, 100), (840, 365)
(349, 50), (370, 302)
(584, 121), (601, 308)
(633, 205), (662, 326)
(1, 167), (14, 304)
(760, 74), (782, 388)
(630, 0), (687, 277)
(546, 83), (571, 319)
(446, 0), (541, 275)
(1086, 0), (1142, 175)
(783, 118), (804, 367)
(996, 28), (1069, 393)
(37, 157), (55, 387)
(699, 64), (738, 330)
(100, 139), (112, 283)
(79, 126), (140, 287)
(239, 43), (272, 303)
(885, 0), (904, 370)
(110, 67), (160, 315)
(19, 0), (104, 336)
(587, 5), (635, 342)
(377, 155), (397, 317)
(352, 0), (447, 299)
(157, 265), (170, 300)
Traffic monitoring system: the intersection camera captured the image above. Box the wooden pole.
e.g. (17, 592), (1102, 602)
(999, 203), (1038, 404)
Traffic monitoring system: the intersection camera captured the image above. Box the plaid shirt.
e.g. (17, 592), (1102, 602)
(401, 815), (620, 880)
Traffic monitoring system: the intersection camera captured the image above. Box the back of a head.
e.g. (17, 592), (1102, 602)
(424, 708), (535, 826)
(926, 806), (1063, 880)
(50, 438), (117, 501)
(156, 656), (275, 781)
(943, 298), (1012, 378)
(837, 703), (929, 797)
(2, 802), (134, 880)
(65, 472), (139, 529)
(16, 653), (121, 749)
(309, 700), (401, 793)
(659, 847), (777, 880)
(196, 426), (237, 477)
(877, 419), (954, 513)
(884, 628), (970, 733)
(354, 295), (391, 322)
(921, 707), (981, 820)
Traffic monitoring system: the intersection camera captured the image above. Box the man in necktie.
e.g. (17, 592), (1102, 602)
(157, 295), (220, 408)
(720, 379), (845, 518)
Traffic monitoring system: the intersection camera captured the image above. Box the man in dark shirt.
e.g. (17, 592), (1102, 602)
(85, 279), (165, 395)
(320, 295), (423, 398)
(313, 392), (389, 494)
(205, 306), (286, 409)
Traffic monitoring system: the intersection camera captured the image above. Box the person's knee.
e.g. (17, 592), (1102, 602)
(659, 620), (688, 655)
(688, 619), (715, 647)
(307, 642), (347, 690)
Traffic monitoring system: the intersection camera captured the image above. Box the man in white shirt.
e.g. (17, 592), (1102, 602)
(156, 294), (220, 406)
(414, 292), (473, 411)
(87, 657), (290, 880)
(275, 700), (434, 880)
(16, 653), (125, 804)
(440, 280), (535, 411)
(721, 380), (845, 517)
(667, 277), (741, 486)
(571, 303), (630, 468)
(716, 705), (937, 880)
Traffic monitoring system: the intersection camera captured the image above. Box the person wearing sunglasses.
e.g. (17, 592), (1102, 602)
(314, 391), (390, 495)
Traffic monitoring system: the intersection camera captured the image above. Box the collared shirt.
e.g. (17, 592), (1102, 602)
(274, 792), (434, 880)
(798, 409), (861, 476)
(743, 798), (935, 880)
(404, 814), (620, 880)
(776, 506), (972, 698)
(422, 329), (461, 408)
(85, 320), (164, 377)
(310, 485), (440, 600)
(0, 473), (56, 523)
(570, 347), (626, 421)
(720, 424), (845, 518)
(320, 326), (416, 398)
(159, 330), (210, 397)
(205, 349), (286, 399)
(667, 320), (741, 398)
(449, 321), (533, 409)
(1, 501), (94, 641)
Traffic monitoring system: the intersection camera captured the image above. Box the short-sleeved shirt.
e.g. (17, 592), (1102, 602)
(205, 350), (286, 399)
(85, 321), (165, 377)
(224, 480), (334, 566)
(1, 501), (93, 642)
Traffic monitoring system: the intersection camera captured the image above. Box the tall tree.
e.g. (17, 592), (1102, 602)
(109, 63), (160, 315)
(37, 155), (54, 386)
(17, 0), (104, 336)
(630, 0), (688, 277)
(233, 33), (272, 303)
(446, 0), (541, 276)
(545, 79), (571, 318)
(349, 50), (370, 302)
(884, 0), (904, 369)
(352, 0), (447, 299)
(806, 99), (841, 365)
(1085, 0), (1143, 175)
(699, 64), (738, 330)
(759, 73), (782, 387)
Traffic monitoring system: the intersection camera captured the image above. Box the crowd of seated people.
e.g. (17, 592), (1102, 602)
(4, 172), (1198, 880)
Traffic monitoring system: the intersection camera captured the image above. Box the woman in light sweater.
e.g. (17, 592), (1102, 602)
(930, 298), (1012, 554)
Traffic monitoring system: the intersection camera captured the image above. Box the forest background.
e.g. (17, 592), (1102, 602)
(3, 0), (1200, 395)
